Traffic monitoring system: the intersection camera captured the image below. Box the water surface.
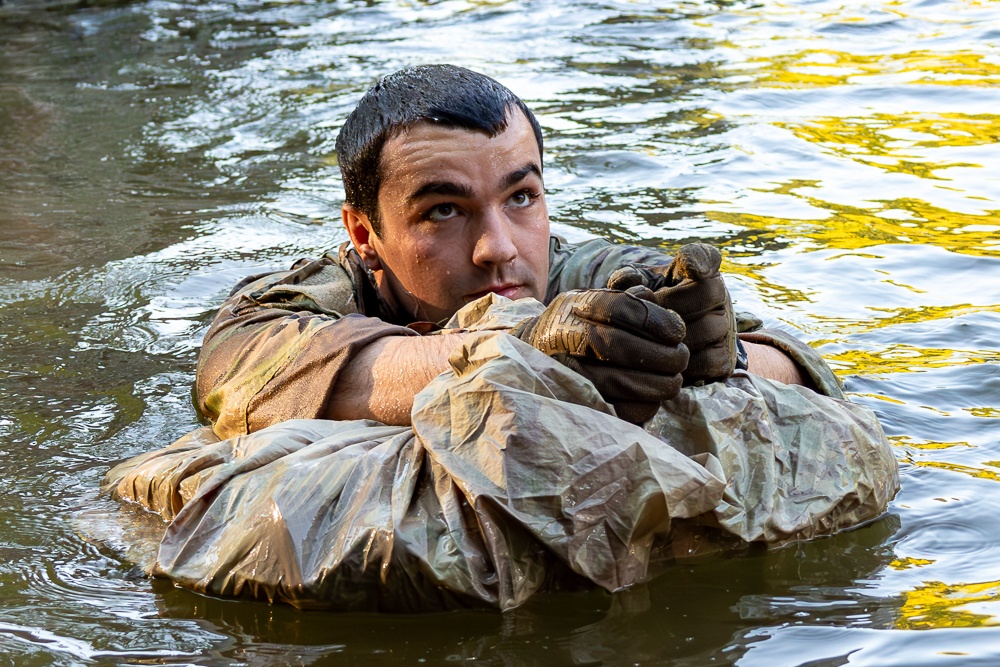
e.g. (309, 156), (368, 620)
(1, 0), (999, 664)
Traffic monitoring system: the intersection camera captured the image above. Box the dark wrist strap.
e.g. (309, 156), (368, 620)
(735, 337), (749, 371)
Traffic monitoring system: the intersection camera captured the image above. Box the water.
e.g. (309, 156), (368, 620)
(1, 0), (998, 664)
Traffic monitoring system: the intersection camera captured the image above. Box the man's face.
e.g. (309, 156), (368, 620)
(346, 110), (550, 324)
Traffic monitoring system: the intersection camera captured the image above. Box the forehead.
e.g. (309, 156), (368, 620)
(377, 111), (541, 196)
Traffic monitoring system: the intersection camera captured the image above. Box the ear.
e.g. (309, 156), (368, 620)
(342, 204), (383, 272)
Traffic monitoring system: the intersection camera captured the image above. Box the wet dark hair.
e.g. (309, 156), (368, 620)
(335, 64), (544, 236)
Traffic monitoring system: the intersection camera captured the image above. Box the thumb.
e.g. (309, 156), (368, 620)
(669, 243), (723, 282)
(607, 265), (649, 290)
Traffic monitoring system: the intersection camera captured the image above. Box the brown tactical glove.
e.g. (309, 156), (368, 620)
(607, 243), (737, 385)
(510, 289), (689, 425)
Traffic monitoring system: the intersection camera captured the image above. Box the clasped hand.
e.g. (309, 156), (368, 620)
(510, 243), (737, 425)
(510, 289), (688, 424)
(608, 243), (737, 386)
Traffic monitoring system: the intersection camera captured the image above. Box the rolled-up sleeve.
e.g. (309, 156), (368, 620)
(196, 257), (416, 439)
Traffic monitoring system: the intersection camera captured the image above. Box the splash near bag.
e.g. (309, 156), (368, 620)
(104, 297), (898, 611)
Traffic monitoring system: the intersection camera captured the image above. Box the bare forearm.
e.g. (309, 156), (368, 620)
(327, 333), (465, 425)
(744, 341), (814, 388)
(328, 334), (814, 427)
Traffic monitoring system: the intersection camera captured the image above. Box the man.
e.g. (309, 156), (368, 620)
(108, 65), (895, 610)
(196, 64), (838, 439)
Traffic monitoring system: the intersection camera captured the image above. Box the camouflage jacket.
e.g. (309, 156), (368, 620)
(197, 236), (843, 439)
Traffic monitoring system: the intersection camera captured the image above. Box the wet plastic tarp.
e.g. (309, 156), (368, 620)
(104, 297), (899, 612)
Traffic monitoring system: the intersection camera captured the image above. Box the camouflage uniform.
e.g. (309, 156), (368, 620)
(107, 240), (896, 610)
(107, 283), (897, 611)
(197, 236), (842, 440)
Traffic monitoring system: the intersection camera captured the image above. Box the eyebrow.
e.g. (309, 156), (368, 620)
(407, 181), (474, 205)
(405, 162), (543, 206)
(500, 163), (542, 191)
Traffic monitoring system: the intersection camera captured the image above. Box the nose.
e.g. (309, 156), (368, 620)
(472, 206), (518, 268)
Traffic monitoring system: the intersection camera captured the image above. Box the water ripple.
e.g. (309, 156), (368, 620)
(1, 0), (999, 663)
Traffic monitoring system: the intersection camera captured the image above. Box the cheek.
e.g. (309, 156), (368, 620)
(519, 217), (551, 287)
(525, 242), (550, 277)
(409, 238), (437, 270)
(519, 215), (550, 256)
(395, 236), (454, 291)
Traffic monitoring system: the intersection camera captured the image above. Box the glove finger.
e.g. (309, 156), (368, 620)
(612, 401), (662, 425)
(653, 276), (728, 319)
(683, 345), (736, 384)
(574, 290), (686, 345)
(625, 284), (656, 301)
(682, 288), (738, 384)
(575, 361), (685, 403)
(607, 265), (651, 291)
(682, 311), (732, 351)
(583, 324), (690, 373)
(669, 243), (723, 282)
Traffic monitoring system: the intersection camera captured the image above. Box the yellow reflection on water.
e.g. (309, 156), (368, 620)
(864, 304), (1000, 329)
(914, 461), (1000, 482)
(720, 258), (815, 304)
(779, 113), (1000, 180)
(854, 393), (906, 405)
(745, 50), (1000, 88)
(898, 580), (1000, 629)
(711, 195), (1000, 258)
(889, 435), (972, 451)
(890, 557), (935, 571)
(825, 345), (1000, 376)
(785, 113), (1000, 151)
(709, 111), (1000, 258)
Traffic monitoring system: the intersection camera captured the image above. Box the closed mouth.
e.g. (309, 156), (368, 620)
(468, 283), (523, 300)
